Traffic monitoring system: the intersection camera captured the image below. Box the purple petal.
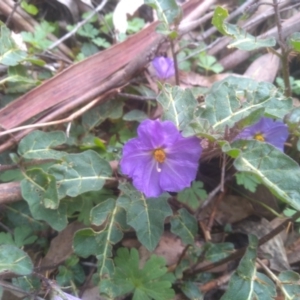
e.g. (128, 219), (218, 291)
(120, 138), (152, 177)
(160, 159), (198, 192)
(234, 117), (289, 151)
(137, 119), (180, 148)
(160, 137), (202, 192)
(264, 123), (289, 151)
(131, 158), (163, 197)
(166, 136), (202, 163)
(152, 57), (175, 80)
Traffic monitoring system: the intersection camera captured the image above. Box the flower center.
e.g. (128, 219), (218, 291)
(153, 148), (166, 163)
(254, 133), (265, 142)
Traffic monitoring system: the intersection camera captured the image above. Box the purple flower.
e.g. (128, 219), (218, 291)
(234, 117), (289, 151)
(120, 119), (202, 197)
(152, 56), (175, 80)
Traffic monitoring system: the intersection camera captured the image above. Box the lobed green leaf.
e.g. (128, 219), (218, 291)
(100, 247), (175, 300)
(118, 183), (172, 251)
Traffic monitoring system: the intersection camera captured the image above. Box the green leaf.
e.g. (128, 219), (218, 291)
(177, 181), (207, 210)
(21, 21), (56, 50)
(81, 42), (99, 57)
(193, 76), (292, 133)
(157, 84), (198, 130)
(289, 32), (300, 52)
(77, 23), (99, 38)
(170, 208), (197, 245)
(0, 245), (33, 275)
(82, 98), (123, 131)
(12, 275), (41, 295)
(118, 183), (172, 251)
(68, 190), (115, 226)
(0, 232), (15, 246)
(127, 18), (145, 34)
(226, 24), (276, 51)
(74, 200), (125, 277)
(73, 228), (100, 258)
(144, 0), (181, 25)
(22, 168), (59, 209)
(0, 23), (27, 66)
(21, 169), (68, 231)
(49, 150), (112, 199)
(181, 281), (203, 300)
(0, 65), (39, 93)
(235, 172), (261, 193)
(21, 1), (38, 15)
(90, 198), (115, 226)
(100, 248), (175, 300)
(278, 270), (300, 297)
(212, 6), (228, 35)
(212, 6), (276, 51)
(233, 140), (300, 210)
(205, 243), (234, 263)
(253, 272), (276, 300)
(197, 52), (224, 74)
(18, 130), (66, 159)
(221, 235), (258, 300)
(92, 37), (111, 48)
(123, 110), (148, 122)
(14, 226), (37, 247)
(96, 223), (124, 277)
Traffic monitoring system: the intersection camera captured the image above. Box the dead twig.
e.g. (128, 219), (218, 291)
(273, 0), (291, 96)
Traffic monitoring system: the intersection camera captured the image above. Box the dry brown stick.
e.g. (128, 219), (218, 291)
(273, 0), (291, 96)
(199, 271), (234, 293)
(0, 89), (118, 137)
(0, 182), (22, 204)
(206, 189), (225, 233)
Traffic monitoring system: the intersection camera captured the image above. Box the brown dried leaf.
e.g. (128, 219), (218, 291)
(198, 195), (254, 225)
(41, 221), (86, 272)
(243, 52), (280, 83)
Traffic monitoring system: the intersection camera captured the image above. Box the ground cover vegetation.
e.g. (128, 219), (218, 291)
(1, 0), (300, 299)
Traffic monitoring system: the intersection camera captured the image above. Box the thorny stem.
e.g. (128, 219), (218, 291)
(273, 0), (291, 97)
(5, 0), (21, 27)
(170, 39), (180, 85)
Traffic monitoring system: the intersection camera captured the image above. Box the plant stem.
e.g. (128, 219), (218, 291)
(273, 0), (291, 97)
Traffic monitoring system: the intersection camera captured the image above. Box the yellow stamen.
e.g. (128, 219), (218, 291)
(254, 133), (265, 142)
(153, 148), (166, 163)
